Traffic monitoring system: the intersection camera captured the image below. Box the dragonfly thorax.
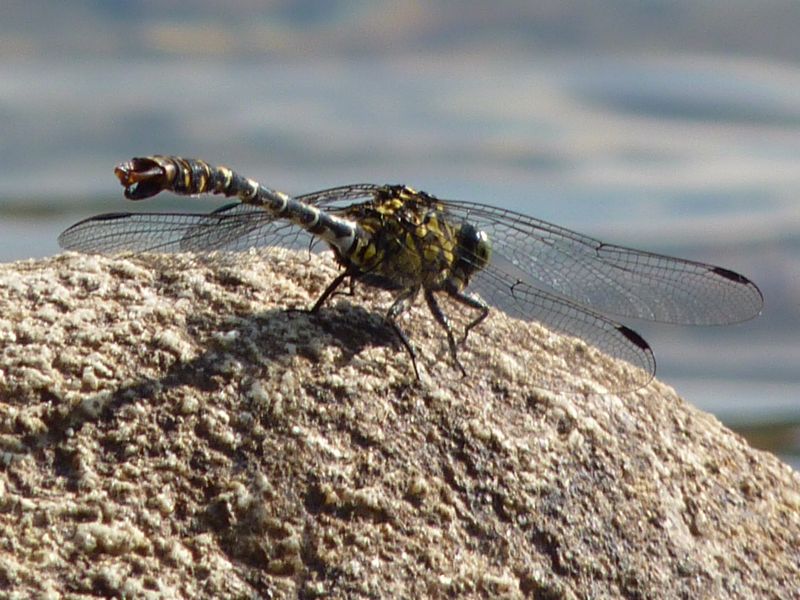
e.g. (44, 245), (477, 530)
(335, 186), (466, 292)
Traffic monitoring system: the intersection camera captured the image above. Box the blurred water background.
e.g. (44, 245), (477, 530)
(0, 1), (798, 467)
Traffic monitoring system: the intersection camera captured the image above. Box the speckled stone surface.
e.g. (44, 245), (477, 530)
(0, 251), (798, 599)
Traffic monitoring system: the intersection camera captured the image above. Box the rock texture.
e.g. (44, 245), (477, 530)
(0, 250), (798, 599)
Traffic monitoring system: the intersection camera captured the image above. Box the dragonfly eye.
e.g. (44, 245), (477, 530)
(457, 223), (492, 273)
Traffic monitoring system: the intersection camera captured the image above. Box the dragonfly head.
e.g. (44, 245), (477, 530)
(455, 222), (492, 281)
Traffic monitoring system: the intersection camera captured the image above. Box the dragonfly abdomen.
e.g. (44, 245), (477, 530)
(115, 155), (361, 255)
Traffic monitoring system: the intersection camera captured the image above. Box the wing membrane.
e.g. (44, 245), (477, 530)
(470, 265), (656, 391)
(442, 199), (762, 325)
(58, 206), (309, 254)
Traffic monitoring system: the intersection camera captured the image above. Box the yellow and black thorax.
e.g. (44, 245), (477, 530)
(336, 185), (462, 291)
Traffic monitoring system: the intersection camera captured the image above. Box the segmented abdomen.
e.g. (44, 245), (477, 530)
(115, 155), (360, 255)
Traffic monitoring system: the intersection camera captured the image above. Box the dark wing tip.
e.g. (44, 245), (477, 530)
(78, 211), (135, 223)
(711, 265), (764, 299)
(58, 212), (136, 250)
(710, 266), (765, 315)
(616, 324), (657, 383)
(711, 266), (750, 286)
(616, 324), (650, 351)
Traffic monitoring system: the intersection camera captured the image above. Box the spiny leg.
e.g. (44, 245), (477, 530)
(424, 290), (467, 377)
(310, 273), (422, 380)
(285, 269), (349, 317)
(345, 277), (358, 297)
(310, 270), (351, 313)
(386, 288), (422, 381)
(447, 289), (490, 345)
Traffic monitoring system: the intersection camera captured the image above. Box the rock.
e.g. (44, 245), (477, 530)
(0, 250), (797, 599)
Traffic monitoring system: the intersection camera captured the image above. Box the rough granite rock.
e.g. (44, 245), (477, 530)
(0, 250), (797, 599)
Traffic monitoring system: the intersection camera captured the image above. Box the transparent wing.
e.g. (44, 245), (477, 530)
(442, 199), (763, 325)
(469, 264), (656, 391)
(297, 183), (384, 210)
(58, 204), (311, 254)
(58, 185), (384, 254)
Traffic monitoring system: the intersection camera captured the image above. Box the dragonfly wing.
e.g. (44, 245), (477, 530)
(469, 264), (656, 391)
(444, 200), (763, 325)
(297, 184), (384, 210)
(58, 206), (310, 254)
(175, 202), (317, 252)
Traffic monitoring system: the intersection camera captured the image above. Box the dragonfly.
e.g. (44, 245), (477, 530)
(59, 155), (763, 390)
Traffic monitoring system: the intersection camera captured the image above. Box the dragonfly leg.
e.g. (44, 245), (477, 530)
(424, 290), (467, 377)
(386, 288), (422, 380)
(310, 270), (350, 313)
(442, 288), (490, 345)
(346, 276), (358, 297)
